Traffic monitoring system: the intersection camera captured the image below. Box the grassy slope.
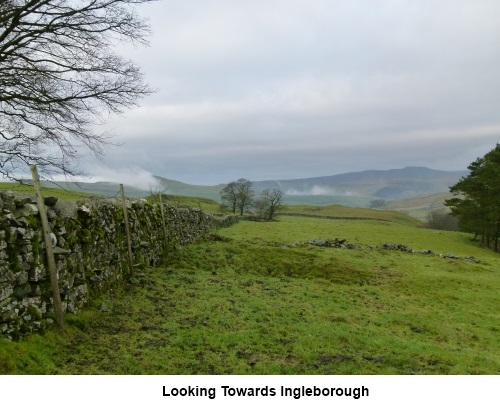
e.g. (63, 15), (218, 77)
(280, 195), (374, 207)
(155, 177), (224, 201)
(0, 178), (456, 221)
(0, 181), (148, 199)
(384, 192), (453, 220)
(0, 183), (222, 213)
(148, 194), (222, 213)
(280, 205), (422, 227)
(1, 214), (498, 374)
(0, 182), (95, 200)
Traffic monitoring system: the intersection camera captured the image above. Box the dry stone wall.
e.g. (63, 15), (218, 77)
(0, 190), (237, 340)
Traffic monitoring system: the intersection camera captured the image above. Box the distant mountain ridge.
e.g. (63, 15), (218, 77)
(26, 167), (467, 207)
(249, 167), (468, 200)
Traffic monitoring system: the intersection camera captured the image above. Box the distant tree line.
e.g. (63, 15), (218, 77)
(445, 144), (500, 251)
(220, 178), (284, 220)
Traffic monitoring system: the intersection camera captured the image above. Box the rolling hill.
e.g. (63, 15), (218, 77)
(2, 167), (466, 213)
(152, 166), (466, 204)
(250, 167), (467, 200)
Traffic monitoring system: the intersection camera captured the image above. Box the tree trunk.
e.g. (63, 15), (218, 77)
(495, 223), (499, 252)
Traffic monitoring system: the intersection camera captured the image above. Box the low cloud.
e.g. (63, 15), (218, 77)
(78, 165), (161, 190)
(286, 185), (358, 197)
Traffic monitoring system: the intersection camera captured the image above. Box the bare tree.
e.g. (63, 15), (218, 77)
(220, 180), (238, 213)
(0, 0), (155, 179)
(425, 209), (459, 231)
(254, 188), (283, 220)
(220, 178), (254, 215)
(234, 178), (254, 215)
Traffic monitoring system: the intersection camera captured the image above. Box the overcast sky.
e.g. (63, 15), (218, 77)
(82, 0), (500, 186)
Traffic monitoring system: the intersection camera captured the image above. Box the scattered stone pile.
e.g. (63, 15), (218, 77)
(377, 243), (480, 263)
(378, 243), (415, 252)
(281, 238), (358, 249)
(0, 190), (237, 340)
(283, 237), (481, 264)
(377, 242), (480, 262)
(306, 238), (359, 249)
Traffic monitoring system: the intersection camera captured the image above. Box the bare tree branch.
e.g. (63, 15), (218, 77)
(0, 0), (155, 179)
(254, 188), (283, 220)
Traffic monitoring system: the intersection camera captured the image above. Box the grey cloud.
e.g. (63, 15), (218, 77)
(95, 0), (500, 184)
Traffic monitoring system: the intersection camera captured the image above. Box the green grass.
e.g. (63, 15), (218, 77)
(0, 181), (97, 201)
(0, 182), (222, 212)
(384, 192), (453, 220)
(1, 214), (499, 374)
(222, 215), (483, 255)
(280, 194), (374, 207)
(148, 194), (222, 213)
(280, 205), (423, 227)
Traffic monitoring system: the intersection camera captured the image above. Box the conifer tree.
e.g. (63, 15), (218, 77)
(446, 144), (500, 251)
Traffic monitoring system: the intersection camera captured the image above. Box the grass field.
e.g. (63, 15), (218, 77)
(0, 181), (226, 213)
(280, 204), (422, 227)
(0, 181), (95, 200)
(384, 192), (453, 220)
(1, 208), (499, 375)
(147, 194), (222, 213)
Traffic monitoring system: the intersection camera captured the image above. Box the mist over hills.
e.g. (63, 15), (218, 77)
(30, 167), (467, 209)
(151, 167), (466, 209)
(250, 167), (468, 200)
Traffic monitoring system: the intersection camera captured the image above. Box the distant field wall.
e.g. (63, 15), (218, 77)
(0, 190), (237, 340)
(278, 213), (393, 222)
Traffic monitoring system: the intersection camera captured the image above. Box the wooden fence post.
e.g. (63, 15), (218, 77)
(30, 165), (65, 329)
(158, 192), (169, 257)
(120, 184), (134, 276)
